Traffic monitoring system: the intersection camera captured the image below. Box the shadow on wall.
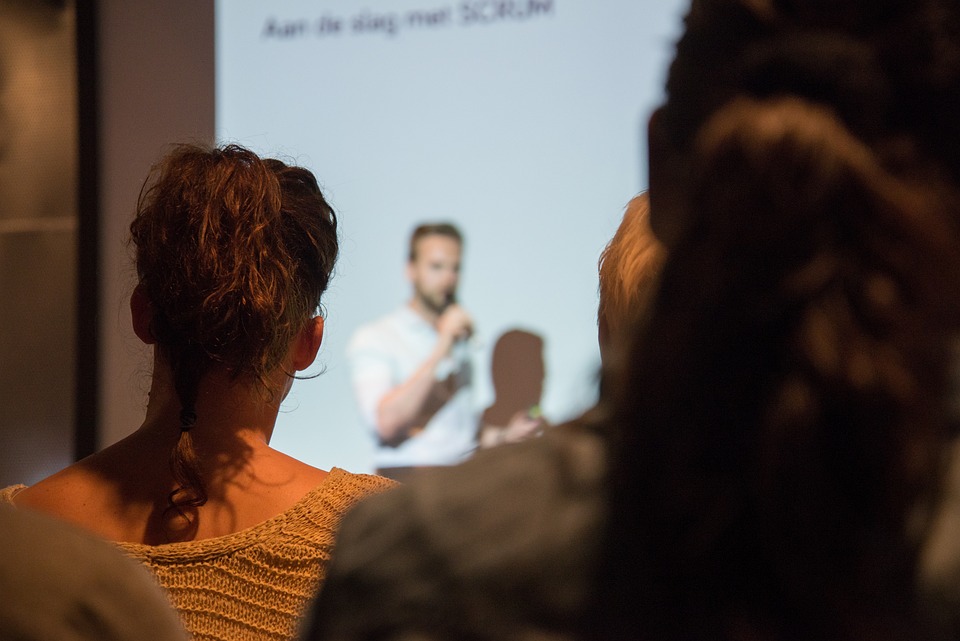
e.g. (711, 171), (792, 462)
(482, 329), (545, 427)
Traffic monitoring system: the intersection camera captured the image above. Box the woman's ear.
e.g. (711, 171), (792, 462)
(291, 316), (324, 371)
(648, 107), (692, 249)
(130, 284), (156, 345)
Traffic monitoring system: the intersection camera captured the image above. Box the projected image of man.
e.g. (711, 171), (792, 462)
(347, 223), (540, 480)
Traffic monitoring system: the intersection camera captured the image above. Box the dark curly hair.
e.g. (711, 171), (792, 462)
(589, 1), (960, 639)
(129, 143), (338, 530)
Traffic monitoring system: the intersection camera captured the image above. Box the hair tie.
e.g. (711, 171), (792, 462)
(179, 409), (197, 432)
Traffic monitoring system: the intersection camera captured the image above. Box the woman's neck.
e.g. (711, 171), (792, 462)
(141, 359), (282, 449)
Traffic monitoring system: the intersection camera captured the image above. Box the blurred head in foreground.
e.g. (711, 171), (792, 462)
(594, 1), (960, 639)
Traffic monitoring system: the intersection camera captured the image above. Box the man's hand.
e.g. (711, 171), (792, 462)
(502, 410), (545, 443)
(479, 410), (547, 448)
(436, 303), (473, 347)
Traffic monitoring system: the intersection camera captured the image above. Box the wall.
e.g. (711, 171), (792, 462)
(97, 0), (214, 447)
(0, 1), (78, 485)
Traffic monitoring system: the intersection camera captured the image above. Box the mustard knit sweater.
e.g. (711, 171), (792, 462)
(1, 468), (395, 641)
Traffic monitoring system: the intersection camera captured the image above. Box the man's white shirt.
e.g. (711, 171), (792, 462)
(347, 306), (481, 469)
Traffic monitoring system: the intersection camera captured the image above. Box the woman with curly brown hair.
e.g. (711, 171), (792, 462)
(1, 144), (394, 641)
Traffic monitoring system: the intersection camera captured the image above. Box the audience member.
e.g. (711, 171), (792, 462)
(1, 144), (395, 641)
(596, 193), (665, 364)
(302, 0), (960, 640)
(0, 504), (188, 641)
(597, 0), (960, 638)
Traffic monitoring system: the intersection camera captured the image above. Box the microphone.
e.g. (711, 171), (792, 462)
(443, 291), (458, 312)
(444, 292), (480, 348)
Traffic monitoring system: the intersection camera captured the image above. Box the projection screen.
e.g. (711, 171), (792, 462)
(215, 0), (686, 472)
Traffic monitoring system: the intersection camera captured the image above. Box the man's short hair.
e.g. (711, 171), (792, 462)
(409, 223), (463, 261)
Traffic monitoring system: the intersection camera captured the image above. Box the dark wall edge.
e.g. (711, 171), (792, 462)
(75, 0), (99, 460)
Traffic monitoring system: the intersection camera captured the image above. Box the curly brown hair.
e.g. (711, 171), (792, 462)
(130, 143), (338, 528)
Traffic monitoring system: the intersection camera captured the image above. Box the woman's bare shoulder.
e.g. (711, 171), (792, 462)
(14, 461), (112, 524)
(14, 444), (162, 541)
(252, 447), (330, 502)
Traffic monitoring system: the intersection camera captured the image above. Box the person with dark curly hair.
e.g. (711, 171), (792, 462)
(300, 1), (960, 640)
(1, 144), (395, 641)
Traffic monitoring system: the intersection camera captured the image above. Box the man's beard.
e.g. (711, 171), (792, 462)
(417, 287), (454, 315)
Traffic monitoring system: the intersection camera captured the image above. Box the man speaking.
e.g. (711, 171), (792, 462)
(347, 223), (539, 480)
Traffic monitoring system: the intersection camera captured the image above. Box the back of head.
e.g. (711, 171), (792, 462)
(132, 144), (338, 387)
(660, 0), (960, 166)
(597, 193), (665, 364)
(129, 143), (338, 524)
(593, 1), (960, 639)
(0, 505), (188, 641)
